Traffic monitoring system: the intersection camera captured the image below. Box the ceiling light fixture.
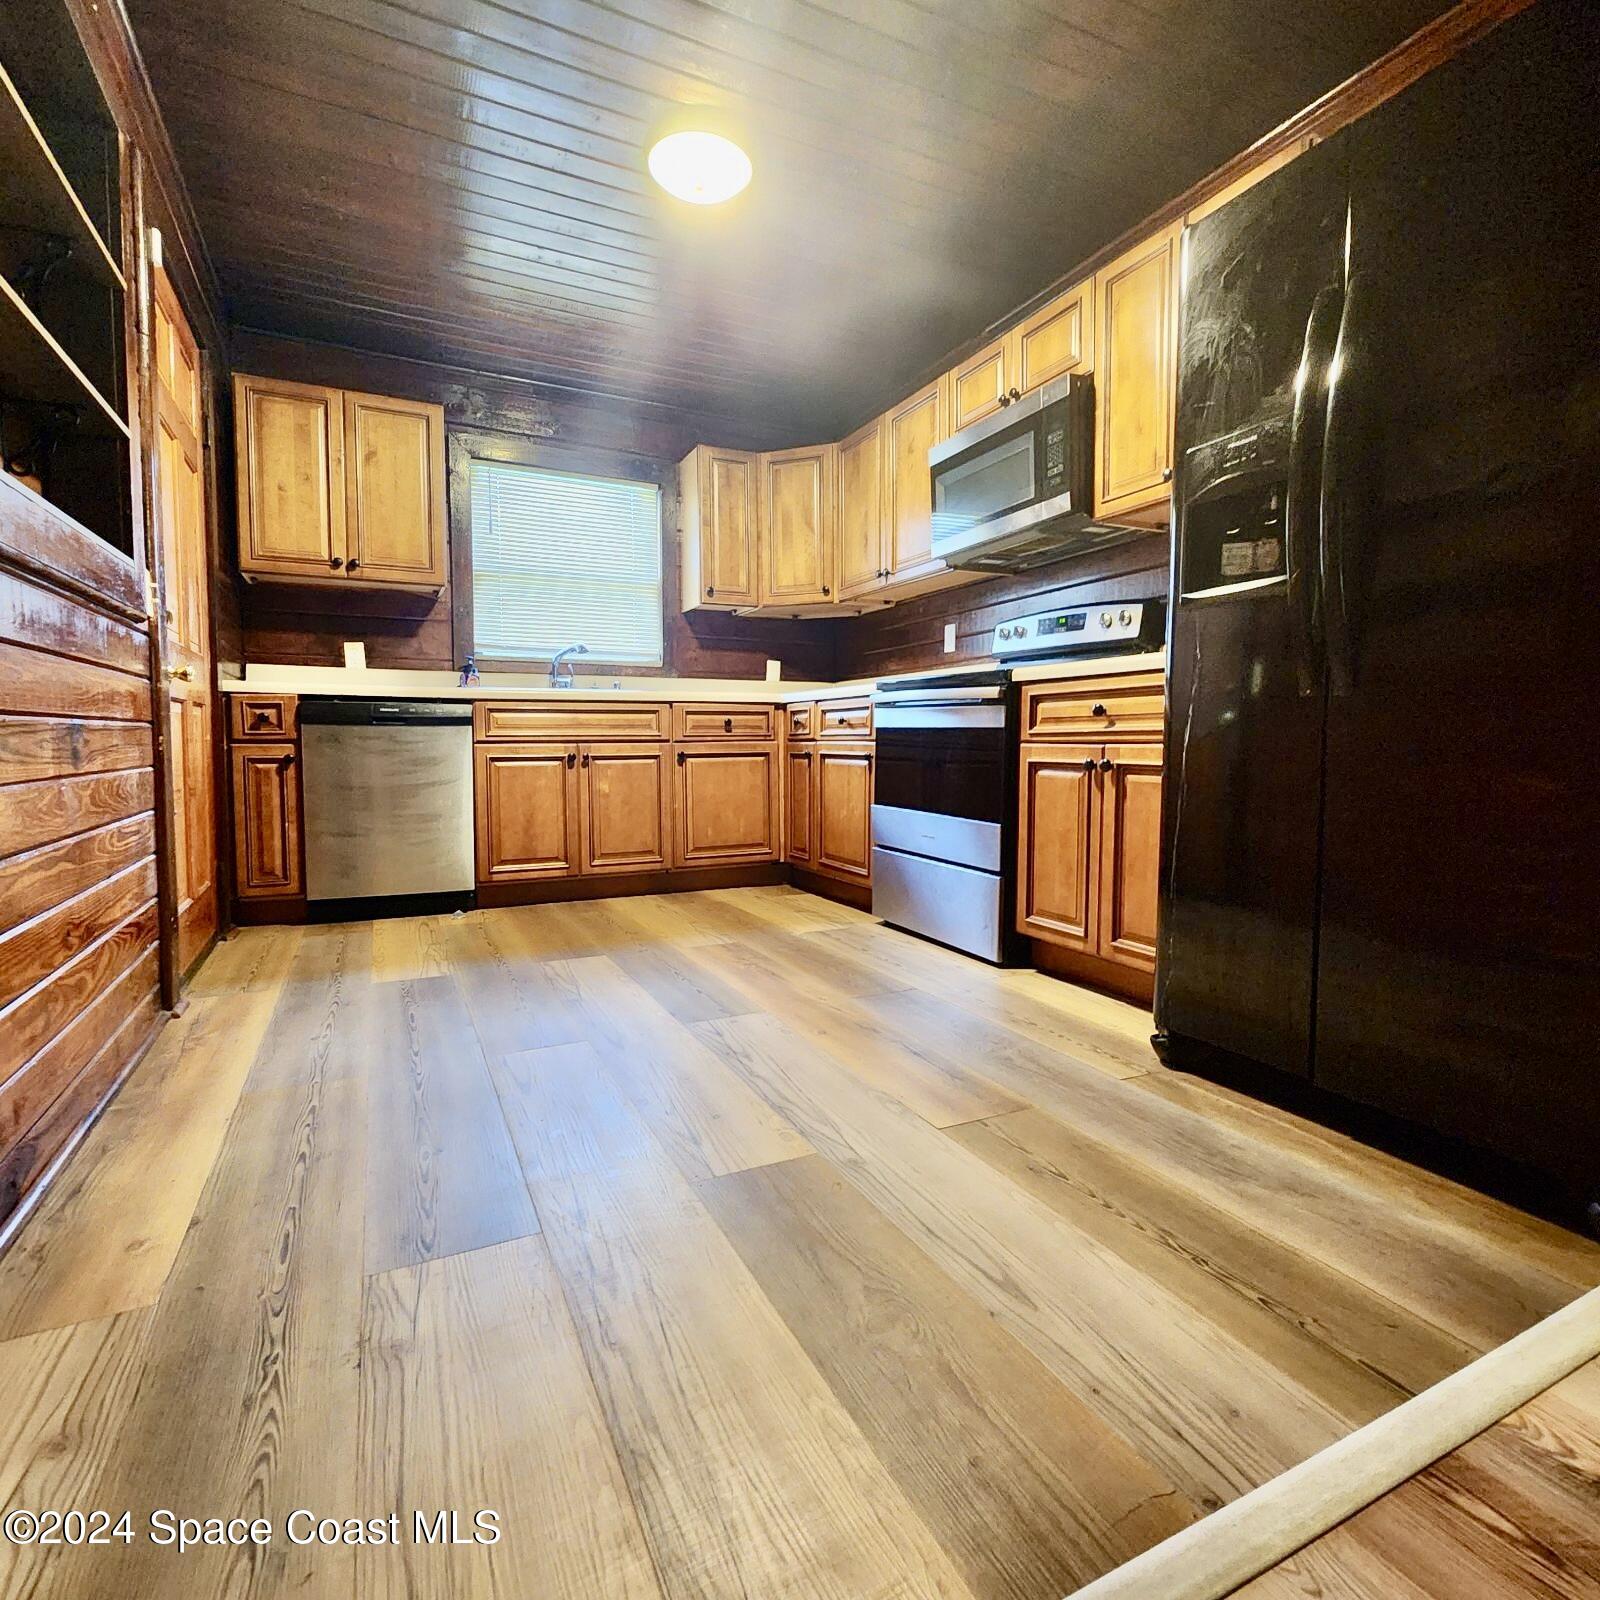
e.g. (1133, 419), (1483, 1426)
(647, 128), (752, 206)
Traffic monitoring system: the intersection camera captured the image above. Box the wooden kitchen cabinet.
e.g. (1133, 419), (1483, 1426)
(680, 445), (759, 609)
(342, 390), (447, 587)
(944, 278), (1093, 434)
(947, 337), (1011, 432)
(475, 743), (582, 882)
(580, 744), (671, 875)
(837, 416), (888, 599)
(233, 374), (345, 580)
(785, 744), (815, 867)
(231, 741), (302, 898)
(1094, 222), (1180, 525)
(815, 743), (873, 881)
(673, 742), (780, 867)
(760, 443), (836, 605)
(885, 378), (946, 583)
(1018, 744), (1099, 949)
(1097, 743), (1163, 972)
(235, 373), (446, 590)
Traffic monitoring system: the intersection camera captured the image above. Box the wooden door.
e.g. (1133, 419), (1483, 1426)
(231, 743), (301, 897)
(701, 448), (758, 607)
(580, 743), (670, 874)
(785, 745), (815, 866)
(475, 744), (581, 882)
(344, 390), (446, 587)
(1017, 744), (1100, 950)
(837, 417), (886, 599)
(816, 743), (873, 882)
(885, 380), (945, 581)
(760, 443), (835, 604)
(673, 743), (780, 867)
(1097, 743), (1163, 972)
(1094, 222), (1180, 522)
(233, 373), (345, 578)
(152, 267), (217, 971)
(1009, 278), (1092, 395)
(947, 337), (1010, 431)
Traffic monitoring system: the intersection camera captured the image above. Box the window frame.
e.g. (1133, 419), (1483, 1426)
(451, 430), (677, 676)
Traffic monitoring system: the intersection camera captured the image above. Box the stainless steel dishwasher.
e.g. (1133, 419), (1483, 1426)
(299, 698), (475, 901)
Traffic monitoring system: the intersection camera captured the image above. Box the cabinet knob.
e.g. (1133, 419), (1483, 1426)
(822, 584), (831, 596)
(281, 752), (295, 768)
(706, 585), (715, 598)
(1008, 387), (1022, 401)
(581, 751), (590, 767)
(1099, 758), (1114, 772)
(347, 558), (361, 571)
(566, 751), (576, 768)
(676, 750), (686, 766)
(1082, 756), (1096, 771)
(1091, 702), (1108, 717)
(1162, 467), (1173, 483)
(328, 556), (343, 569)
(722, 717), (733, 733)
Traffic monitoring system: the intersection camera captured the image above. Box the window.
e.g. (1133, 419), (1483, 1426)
(470, 458), (664, 666)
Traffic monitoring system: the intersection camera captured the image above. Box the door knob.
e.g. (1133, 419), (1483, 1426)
(168, 664), (193, 681)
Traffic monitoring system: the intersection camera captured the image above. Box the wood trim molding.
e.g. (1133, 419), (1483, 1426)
(0, 473), (144, 622)
(1069, 1281), (1600, 1600)
(889, 0), (1539, 421)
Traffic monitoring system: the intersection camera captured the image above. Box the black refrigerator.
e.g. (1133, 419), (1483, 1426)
(1157, 0), (1599, 1215)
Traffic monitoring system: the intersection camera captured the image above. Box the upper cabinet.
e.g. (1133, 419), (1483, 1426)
(836, 415), (887, 599)
(885, 378), (946, 585)
(1093, 222), (1180, 526)
(234, 374), (446, 590)
(946, 337), (1011, 433)
(760, 443), (836, 605)
(945, 278), (1094, 433)
(679, 445), (759, 609)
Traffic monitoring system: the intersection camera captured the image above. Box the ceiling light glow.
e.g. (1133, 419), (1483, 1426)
(648, 130), (752, 205)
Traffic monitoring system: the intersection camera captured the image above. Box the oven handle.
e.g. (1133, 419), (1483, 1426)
(875, 696), (1003, 709)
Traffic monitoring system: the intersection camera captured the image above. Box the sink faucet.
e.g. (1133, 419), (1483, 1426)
(549, 641), (589, 688)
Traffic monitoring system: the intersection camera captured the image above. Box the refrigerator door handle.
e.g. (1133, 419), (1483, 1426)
(1286, 282), (1345, 694)
(1321, 271), (1371, 697)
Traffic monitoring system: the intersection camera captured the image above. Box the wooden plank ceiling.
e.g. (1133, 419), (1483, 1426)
(127, 0), (1450, 440)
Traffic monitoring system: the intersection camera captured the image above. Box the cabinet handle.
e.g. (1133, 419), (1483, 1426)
(581, 751), (590, 767)
(328, 556), (343, 569)
(676, 750), (686, 766)
(1162, 467), (1173, 483)
(281, 752), (295, 768)
(566, 751), (576, 768)
(1099, 758), (1114, 772)
(347, 558), (361, 571)
(1091, 703), (1107, 717)
(821, 585), (831, 596)
(722, 717), (733, 733)
(706, 585), (716, 598)
(1082, 756), (1096, 771)
(1008, 387), (1022, 401)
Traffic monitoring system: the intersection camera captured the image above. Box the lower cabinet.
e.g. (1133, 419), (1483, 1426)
(475, 744), (583, 882)
(785, 745), (815, 868)
(231, 742), (302, 897)
(815, 743), (873, 881)
(673, 742), (781, 867)
(1018, 739), (1163, 974)
(581, 744), (671, 875)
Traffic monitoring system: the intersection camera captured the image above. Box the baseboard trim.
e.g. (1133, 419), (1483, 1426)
(788, 866), (872, 910)
(1066, 1282), (1600, 1600)
(477, 863), (786, 908)
(1031, 940), (1153, 1006)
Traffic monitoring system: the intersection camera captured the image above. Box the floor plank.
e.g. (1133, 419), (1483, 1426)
(700, 1155), (1199, 1599)
(606, 940), (762, 1024)
(0, 927), (300, 1339)
(368, 912), (450, 983)
(437, 910), (590, 1060)
(859, 987), (1579, 1350)
(357, 1236), (663, 1600)
(363, 974), (539, 1276)
(694, 1010), (1350, 1511)
(506, 1039), (979, 1600)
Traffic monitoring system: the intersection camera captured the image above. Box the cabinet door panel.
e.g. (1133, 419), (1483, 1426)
(1098, 743), (1163, 972)
(345, 392), (446, 586)
(232, 743), (301, 897)
(1094, 224), (1179, 520)
(234, 374), (344, 577)
(673, 744), (779, 867)
(475, 745), (580, 882)
(886, 381), (944, 580)
(785, 746), (814, 866)
(1011, 279), (1092, 394)
(705, 450), (758, 606)
(1017, 744), (1099, 949)
(947, 338), (1009, 431)
(761, 445), (834, 604)
(837, 418), (886, 599)
(816, 744), (873, 882)
(581, 744), (670, 875)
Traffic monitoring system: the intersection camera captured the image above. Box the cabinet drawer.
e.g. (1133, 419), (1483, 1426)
(230, 693), (297, 741)
(1022, 675), (1164, 741)
(673, 704), (776, 741)
(474, 702), (668, 742)
(786, 702), (816, 740)
(817, 698), (873, 738)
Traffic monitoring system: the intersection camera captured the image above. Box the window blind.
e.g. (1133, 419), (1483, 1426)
(470, 459), (664, 665)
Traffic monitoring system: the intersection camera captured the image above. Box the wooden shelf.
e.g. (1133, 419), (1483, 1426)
(0, 60), (124, 291)
(0, 271), (127, 437)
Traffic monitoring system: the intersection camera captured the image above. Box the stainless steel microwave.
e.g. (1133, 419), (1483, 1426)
(928, 372), (1140, 572)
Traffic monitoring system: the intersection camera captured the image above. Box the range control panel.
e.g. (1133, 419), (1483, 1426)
(990, 600), (1162, 659)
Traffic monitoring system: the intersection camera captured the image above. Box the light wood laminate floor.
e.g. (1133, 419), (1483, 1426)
(0, 886), (1595, 1599)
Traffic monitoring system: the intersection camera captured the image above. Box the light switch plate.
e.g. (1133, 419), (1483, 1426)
(765, 658), (782, 682)
(343, 640), (367, 670)
(943, 622), (957, 653)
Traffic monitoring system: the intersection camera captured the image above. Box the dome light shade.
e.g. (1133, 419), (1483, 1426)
(647, 130), (752, 205)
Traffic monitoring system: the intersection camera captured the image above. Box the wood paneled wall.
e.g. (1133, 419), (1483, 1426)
(0, 473), (162, 1238)
(229, 330), (833, 680)
(834, 535), (1170, 682)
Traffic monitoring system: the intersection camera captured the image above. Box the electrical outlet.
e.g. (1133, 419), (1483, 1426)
(943, 622), (957, 653)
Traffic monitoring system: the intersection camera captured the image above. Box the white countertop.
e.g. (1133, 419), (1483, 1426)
(221, 651), (1166, 705)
